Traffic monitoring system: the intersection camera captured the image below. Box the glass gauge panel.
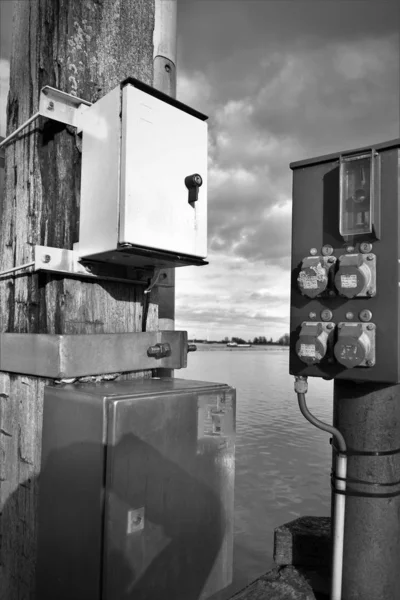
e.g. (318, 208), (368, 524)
(340, 153), (374, 237)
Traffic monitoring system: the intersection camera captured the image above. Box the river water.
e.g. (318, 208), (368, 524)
(179, 347), (333, 598)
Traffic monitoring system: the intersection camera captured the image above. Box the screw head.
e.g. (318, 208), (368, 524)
(326, 323), (334, 330)
(345, 245), (355, 253)
(310, 248), (318, 256)
(359, 309), (372, 322)
(327, 257), (335, 264)
(322, 245), (333, 256)
(366, 360), (375, 367)
(47, 101), (54, 110)
(309, 311), (317, 319)
(165, 64), (171, 73)
(366, 290), (373, 296)
(321, 309), (333, 321)
(345, 312), (354, 320)
(367, 323), (375, 330)
(366, 254), (374, 261)
(42, 254), (51, 264)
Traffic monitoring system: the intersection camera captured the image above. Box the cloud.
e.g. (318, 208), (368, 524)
(175, 20), (398, 337)
(177, 32), (398, 272)
(177, 70), (214, 115)
(177, 1), (399, 77)
(250, 35), (399, 153)
(175, 252), (290, 340)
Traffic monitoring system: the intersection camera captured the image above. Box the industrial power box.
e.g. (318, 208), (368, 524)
(290, 138), (400, 383)
(36, 378), (236, 600)
(76, 78), (208, 269)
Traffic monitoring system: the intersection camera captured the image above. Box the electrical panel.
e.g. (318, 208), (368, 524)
(290, 138), (400, 383)
(75, 78), (208, 269)
(36, 378), (235, 600)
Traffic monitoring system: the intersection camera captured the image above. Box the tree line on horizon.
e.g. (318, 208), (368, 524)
(189, 334), (290, 346)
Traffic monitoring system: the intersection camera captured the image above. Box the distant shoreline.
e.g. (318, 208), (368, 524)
(192, 343), (290, 352)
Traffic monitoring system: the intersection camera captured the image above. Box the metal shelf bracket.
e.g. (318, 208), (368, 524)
(39, 86), (92, 131)
(0, 331), (190, 379)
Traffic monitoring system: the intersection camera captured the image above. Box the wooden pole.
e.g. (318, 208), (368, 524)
(0, 1), (176, 597)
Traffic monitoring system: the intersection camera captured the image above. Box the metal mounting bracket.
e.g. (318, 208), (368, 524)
(39, 86), (92, 130)
(33, 245), (171, 287)
(0, 331), (189, 378)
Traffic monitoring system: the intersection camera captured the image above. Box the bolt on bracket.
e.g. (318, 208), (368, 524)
(39, 86), (92, 130)
(33, 245), (172, 287)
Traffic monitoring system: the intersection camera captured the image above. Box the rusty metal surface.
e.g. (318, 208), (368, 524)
(0, 331), (188, 377)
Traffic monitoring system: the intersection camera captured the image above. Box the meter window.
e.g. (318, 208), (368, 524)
(339, 153), (374, 237)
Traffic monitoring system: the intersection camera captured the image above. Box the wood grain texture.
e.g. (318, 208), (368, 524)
(0, 1), (157, 597)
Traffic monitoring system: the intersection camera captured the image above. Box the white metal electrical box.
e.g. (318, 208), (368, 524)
(76, 78), (208, 269)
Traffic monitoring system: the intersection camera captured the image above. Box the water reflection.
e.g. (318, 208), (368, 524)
(180, 349), (333, 598)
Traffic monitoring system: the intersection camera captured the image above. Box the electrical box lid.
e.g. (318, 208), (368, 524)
(59, 377), (230, 399)
(120, 77), (208, 122)
(290, 137), (400, 170)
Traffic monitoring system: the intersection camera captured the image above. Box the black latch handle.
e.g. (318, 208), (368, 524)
(185, 173), (203, 204)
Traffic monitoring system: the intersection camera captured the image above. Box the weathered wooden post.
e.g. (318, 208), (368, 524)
(0, 1), (176, 596)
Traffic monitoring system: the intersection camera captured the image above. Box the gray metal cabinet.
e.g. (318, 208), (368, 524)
(36, 378), (236, 600)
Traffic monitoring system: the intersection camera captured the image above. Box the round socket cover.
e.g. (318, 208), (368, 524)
(334, 324), (371, 368)
(296, 322), (329, 365)
(296, 334), (326, 365)
(334, 255), (372, 298)
(298, 258), (328, 298)
(334, 338), (367, 367)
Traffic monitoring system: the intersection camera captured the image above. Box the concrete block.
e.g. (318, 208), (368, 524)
(274, 516), (331, 568)
(229, 565), (317, 600)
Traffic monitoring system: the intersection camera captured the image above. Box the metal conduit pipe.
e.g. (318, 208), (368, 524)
(294, 376), (347, 600)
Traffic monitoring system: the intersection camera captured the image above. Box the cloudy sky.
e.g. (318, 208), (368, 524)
(1, 1), (399, 341)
